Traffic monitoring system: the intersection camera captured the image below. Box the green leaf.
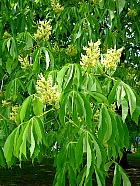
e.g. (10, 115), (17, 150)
(116, 84), (122, 108)
(132, 95), (140, 124)
(92, 136), (102, 169)
(119, 166), (131, 186)
(4, 129), (16, 165)
(7, 38), (11, 51)
(59, 93), (69, 125)
(57, 65), (69, 90)
(19, 122), (30, 159)
(41, 47), (50, 70)
(86, 134), (91, 178)
(30, 120), (35, 157)
(10, 38), (17, 59)
(14, 124), (26, 158)
(121, 98), (128, 123)
(33, 96), (43, 116)
(113, 164), (121, 186)
(33, 117), (43, 144)
(80, 93), (92, 126)
(98, 105), (112, 144)
(20, 96), (32, 122)
(75, 92), (86, 121)
(64, 64), (74, 89)
(75, 135), (83, 169)
(89, 91), (108, 104)
(104, 161), (113, 172)
(13, 126), (20, 156)
(116, 0), (125, 14)
(115, 115), (125, 147)
(77, 167), (86, 186)
(33, 48), (40, 73)
(0, 146), (6, 167)
(123, 83), (136, 116)
(108, 80), (120, 105)
(95, 167), (105, 186)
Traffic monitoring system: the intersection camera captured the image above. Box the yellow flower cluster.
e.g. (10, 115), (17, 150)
(51, 0), (64, 14)
(111, 103), (116, 112)
(127, 9), (137, 18)
(91, 0), (100, 5)
(94, 109), (100, 123)
(103, 48), (123, 69)
(2, 100), (11, 107)
(65, 45), (77, 57)
(36, 74), (61, 109)
(34, 21), (52, 41)
(10, 105), (19, 122)
(80, 40), (101, 67)
(3, 31), (11, 39)
(18, 56), (32, 69)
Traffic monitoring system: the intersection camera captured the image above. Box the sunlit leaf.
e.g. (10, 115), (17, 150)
(124, 83), (136, 116)
(20, 96), (32, 122)
(4, 129), (16, 165)
(86, 134), (91, 178)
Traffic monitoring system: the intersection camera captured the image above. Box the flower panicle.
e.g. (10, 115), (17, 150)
(36, 74), (61, 109)
(10, 105), (20, 122)
(18, 55), (32, 69)
(80, 39), (101, 67)
(34, 20), (52, 41)
(51, 0), (64, 14)
(103, 47), (124, 69)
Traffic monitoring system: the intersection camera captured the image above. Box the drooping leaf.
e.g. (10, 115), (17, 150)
(132, 95), (140, 124)
(119, 166), (131, 186)
(123, 83), (136, 116)
(121, 98), (128, 123)
(116, 0), (125, 14)
(75, 135), (83, 169)
(86, 134), (91, 178)
(92, 136), (102, 169)
(89, 91), (108, 104)
(4, 129), (16, 165)
(33, 117), (43, 144)
(33, 96), (43, 116)
(113, 164), (121, 186)
(19, 122), (30, 159)
(20, 96), (32, 122)
(30, 120), (36, 157)
(41, 47), (50, 70)
(57, 65), (69, 90)
(108, 80), (120, 105)
(0, 146), (6, 167)
(98, 105), (112, 144)
(95, 167), (105, 186)
(33, 48), (40, 73)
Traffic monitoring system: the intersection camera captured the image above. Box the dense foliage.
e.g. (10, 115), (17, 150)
(0, 0), (140, 185)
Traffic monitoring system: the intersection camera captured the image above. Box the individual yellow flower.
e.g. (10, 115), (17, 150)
(36, 74), (61, 109)
(18, 55), (32, 69)
(103, 48), (123, 70)
(10, 105), (19, 122)
(51, 0), (64, 14)
(80, 40), (101, 67)
(34, 20), (52, 41)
